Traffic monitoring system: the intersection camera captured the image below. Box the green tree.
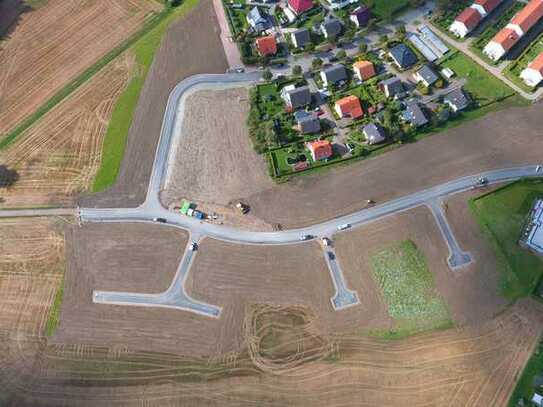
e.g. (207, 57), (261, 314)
(336, 50), (347, 60)
(292, 65), (303, 76)
(358, 42), (368, 54)
(312, 57), (323, 70)
(262, 69), (273, 81)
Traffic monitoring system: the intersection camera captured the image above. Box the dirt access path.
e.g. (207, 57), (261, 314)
(80, 0), (228, 209)
(0, 0), (160, 138)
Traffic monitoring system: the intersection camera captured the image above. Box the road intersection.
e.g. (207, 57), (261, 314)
(2, 73), (542, 317)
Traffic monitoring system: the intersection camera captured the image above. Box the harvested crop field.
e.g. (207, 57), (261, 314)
(82, 0), (228, 208)
(0, 53), (135, 208)
(5, 298), (543, 406)
(246, 103), (543, 228)
(0, 0), (160, 137)
(334, 205), (508, 327)
(162, 87), (273, 208)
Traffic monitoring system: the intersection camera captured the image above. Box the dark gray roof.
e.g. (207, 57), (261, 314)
(350, 6), (371, 26)
(389, 43), (418, 69)
(321, 64), (347, 84)
(362, 123), (386, 144)
(321, 19), (342, 37)
(286, 86), (311, 109)
(443, 88), (471, 111)
(247, 7), (271, 32)
(380, 77), (404, 96)
(416, 64), (439, 85)
(291, 28), (311, 48)
(403, 101), (428, 127)
(296, 113), (321, 134)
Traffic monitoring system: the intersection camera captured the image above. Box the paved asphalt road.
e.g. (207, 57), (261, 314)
(322, 244), (359, 310)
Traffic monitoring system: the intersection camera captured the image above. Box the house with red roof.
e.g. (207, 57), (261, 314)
(353, 60), (376, 81)
(334, 95), (364, 119)
(449, 0), (504, 38)
(288, 0), (313, 15)
(307, 140), (332, 161)
(520, 51), (543, 86)
(256, 35), (277, 56)
(484, 0), (543, 61)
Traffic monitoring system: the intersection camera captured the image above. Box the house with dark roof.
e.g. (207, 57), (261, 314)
(362, 123), (386, 145)
(247, 7), (272, 33)
(282, 85), (312, 110)
(295, 111), (321, 134)
(350, 6), (371, 27)
(380, 77), (404, 98)
(443, 88), (471, 112)
(291, 28), (311, 48)
(403, 101), (428, 127)
(320, 64), (347, 87)
(320, 19), (342, 39)
(413, 64), (439, 87)
(388, 43), (418, 70)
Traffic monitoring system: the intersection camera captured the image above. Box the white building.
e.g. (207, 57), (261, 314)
(520, 51), (543, 87)
(520, 199), (543, 257)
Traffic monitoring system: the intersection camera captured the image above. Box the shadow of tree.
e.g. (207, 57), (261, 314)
(0, 165), (19, 188)
(0, 0), (33, 41)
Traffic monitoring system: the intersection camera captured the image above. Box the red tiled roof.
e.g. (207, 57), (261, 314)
(491, 27), (520, 52)
(474, 0), (503, 14)
(288, 0), (313, 15)
(353, 60), (376, 80)
(511, 0), (543, 33)
(307, 140), (332, 160)
(455, 7), (482, 30)
(528, 51), (543, 73)
(256, 35), (277, 56)
(335, 95), (364, 119)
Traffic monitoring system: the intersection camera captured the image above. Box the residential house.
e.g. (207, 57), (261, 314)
(320, 19), (342, 39)
(334, 95), (364, 119)
(441, 67), (455, 80)
(295, 111), (321, 134)
(388, 43), (418, 70)
(256, 35), (277, 56)
(320, 64), (347, 87)
(307, 140), (332, 160)
(403, 101), (428, 127)
(520, 51), (543, 86)
(362, 123), (386, 145)
(291, 28), (311, 48)
(288, 0), (313, 15)
(380, 77), (404, 98)
(282, 85), (312, 110)
(353, 60), (376, 82)
(247, 7), (272, 33)
(484, 0), (543, 61)
(450, 0), (504, 38)
(443, 88), (471, 112)
(414, 64), (439, 87)
(350, 6), (371, 27)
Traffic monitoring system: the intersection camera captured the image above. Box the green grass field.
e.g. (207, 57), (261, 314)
(440, 52), (515, 105)
(369, 240), (452, 338)
(92, 0), (199, 192)
(45, 278), (64, 337)
(470, 179), (543, 300)
(363, 0), (409, 20)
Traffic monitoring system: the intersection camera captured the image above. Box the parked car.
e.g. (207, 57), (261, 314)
(321, 237), (331, 246)
(328, 252), (335, 260)
(153, 217), (167, 223)
(337, 224), (350, 231)
(300, 234), (313, 241)
(189, 242), (198, 251)
(476, 177), (488, 186)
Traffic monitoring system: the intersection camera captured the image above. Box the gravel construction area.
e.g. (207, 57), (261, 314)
(81, 0), (228, 208)
(335, 204), (507, 327)
(0, 0), (159, 137)
(246, 103), (543, 228)
(162, 87), (273, 208)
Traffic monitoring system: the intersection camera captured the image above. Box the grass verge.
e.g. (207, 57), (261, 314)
(0, 5), (169, 150)
(92, 0), (200, 192)
(368, 240), (452, 338)
(45, 278), (64, 337)
(469, 178), (543, 300)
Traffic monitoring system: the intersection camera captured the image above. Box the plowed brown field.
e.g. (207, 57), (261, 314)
(0, 53), (135, 207)
(0, 0), (160, 137)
